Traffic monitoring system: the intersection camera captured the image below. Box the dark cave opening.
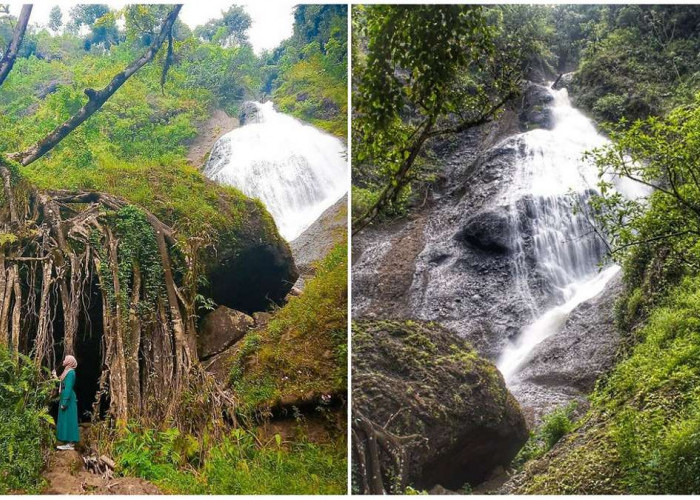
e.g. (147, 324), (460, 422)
(51, 278), (108, 423)
(209, 244), (295, 314)
(74, 281), (109, 422)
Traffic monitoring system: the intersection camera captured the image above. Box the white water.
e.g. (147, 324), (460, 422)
(497, 85), (625, 382)
(203, 101), (348, 240)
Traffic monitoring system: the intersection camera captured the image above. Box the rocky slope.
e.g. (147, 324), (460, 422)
(352, 85), (559, 360)
(291, 194), (347, 287)
(508, 273), (623, 425)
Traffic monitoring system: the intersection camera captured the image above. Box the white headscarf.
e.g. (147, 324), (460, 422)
(60, 355), (77, 381)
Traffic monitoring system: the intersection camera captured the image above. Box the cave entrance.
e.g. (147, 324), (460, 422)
(73, 280), (109, 422)
(209, 244), (294, 314)
(52, 277), (108, 423)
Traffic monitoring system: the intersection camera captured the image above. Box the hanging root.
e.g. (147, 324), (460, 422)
(352, 412), (425, 495)
(0, 169), (237, 427)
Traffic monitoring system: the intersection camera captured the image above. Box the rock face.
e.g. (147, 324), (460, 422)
(207, 208), (299, 314)
(290, 194), (347, 287)
(197, 306), (254, 360)
(352, 117), (538, 359)
(508, 273), (624, 425)
(239, 101), (263, 125)
(457, 207), (514, 254)
(353, 320), (528, 491)
(519, 81), (555, 130)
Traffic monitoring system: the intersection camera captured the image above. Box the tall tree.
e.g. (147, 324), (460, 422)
(194, 6), (251, 48)
(48, 5), (62, 33)
(352, 5), (520, 232)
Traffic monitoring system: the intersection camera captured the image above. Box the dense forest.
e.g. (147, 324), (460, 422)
(0, 3), (347, 494)
(352, 5), (700, 495)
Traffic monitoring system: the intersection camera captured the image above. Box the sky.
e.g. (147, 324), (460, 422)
(8, 2), (296, 54)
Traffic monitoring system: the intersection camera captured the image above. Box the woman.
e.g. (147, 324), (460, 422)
(54, 355), (79, 451)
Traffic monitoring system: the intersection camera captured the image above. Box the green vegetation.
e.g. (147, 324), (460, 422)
(516, 277), (700, 494)
(0, 4), (347, 494)
(230, 242), (347, 415)
(513, 403), (577, 468)
(0, 348), (54, 494)
(114, 425), (346, 494)
(270, 6), (348, 137)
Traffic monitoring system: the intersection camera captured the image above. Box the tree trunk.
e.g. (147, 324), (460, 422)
(126, 263), (142, 415)
(0, 5), (32, 88)
(8, 5), (182, 166)
(11, 264), (21, 357)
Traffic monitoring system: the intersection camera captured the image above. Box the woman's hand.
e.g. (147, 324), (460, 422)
(60, 405), (67, 411)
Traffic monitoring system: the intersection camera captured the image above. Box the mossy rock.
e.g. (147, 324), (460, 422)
(352, 319), (528, 490)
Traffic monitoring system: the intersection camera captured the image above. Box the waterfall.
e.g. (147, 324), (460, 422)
(497, 85), (623, 382)
(204, 101), (348, 241)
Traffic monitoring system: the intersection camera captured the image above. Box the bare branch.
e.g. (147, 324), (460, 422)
(0, 4), (32, 88)
(8, 5), (182, 166)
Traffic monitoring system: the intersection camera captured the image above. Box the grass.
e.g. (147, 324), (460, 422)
(515, 275), (700, 494)
(229, 242), (348, 415)
(113, 425), (347, 494)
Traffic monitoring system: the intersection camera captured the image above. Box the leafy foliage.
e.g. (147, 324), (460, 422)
(114, 425), (346, 494)
(268, 5), (347, 137)
(0, 348), (55, 494)
(351, 5), (530, 227)
(588, 94), (700, 318)
(513, 403), (577, 468)
(230, 242), (347, 415)
(564, 5), (700, 122)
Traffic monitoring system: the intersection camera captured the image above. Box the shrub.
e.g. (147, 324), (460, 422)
(0, 349), (55, 493)
(114, 425), (347, 494)
(513, 402), (577, 467)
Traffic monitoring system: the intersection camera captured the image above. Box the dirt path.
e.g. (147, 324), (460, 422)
(186, 109), (238, 168)
(42, 449), (161, 495)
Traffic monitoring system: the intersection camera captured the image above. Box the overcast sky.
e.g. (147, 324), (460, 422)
(8, 2), (296, 54)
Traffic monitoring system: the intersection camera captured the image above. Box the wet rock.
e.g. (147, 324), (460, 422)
(291, 195), (347, 288)
(353, 320), (528, 491)
(457, 207), (513, 254)
(198, 306), (254, 359)
(509, 273), (624, 426)
(519, 82), (554, 130)
(352, 133), (535, 359)
(239, 101), (262, 125)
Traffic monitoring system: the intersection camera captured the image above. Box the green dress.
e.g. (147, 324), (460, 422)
(57, 369), (79, 443)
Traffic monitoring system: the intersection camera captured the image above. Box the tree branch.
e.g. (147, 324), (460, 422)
(8, 5), (182, 166)
(0, 4), (32, 88)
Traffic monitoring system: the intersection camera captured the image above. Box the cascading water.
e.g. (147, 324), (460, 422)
(496, 85), (623, 382)
(204, 101), (348, 241)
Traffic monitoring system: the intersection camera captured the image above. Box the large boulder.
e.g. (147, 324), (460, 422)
(519, 81), (555, 130)
(197, 306), (254, 360)
(353, 320), (528, 491)
(205, 200), (299, 314)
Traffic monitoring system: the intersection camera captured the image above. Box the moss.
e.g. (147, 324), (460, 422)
(229, 243), (347, 415)
(514, 275), (700, 494)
